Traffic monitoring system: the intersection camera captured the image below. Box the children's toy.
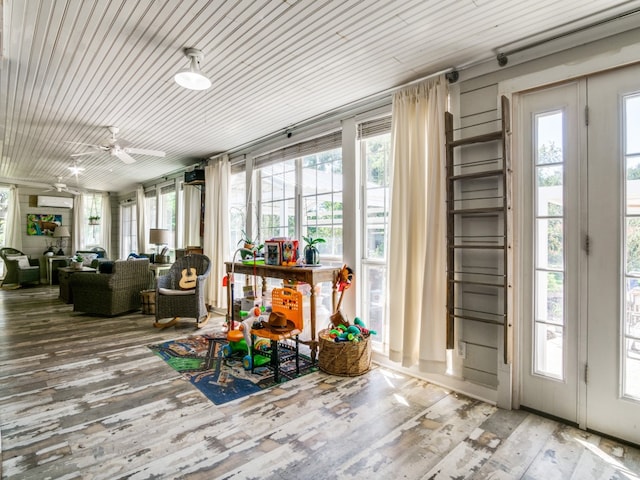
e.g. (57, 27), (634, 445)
(330, 264), (354, 327)
(222, 306), (271, 370)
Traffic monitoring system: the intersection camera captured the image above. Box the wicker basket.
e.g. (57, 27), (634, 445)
(140, 289), (155, 315)
(318, 329), (371, 376)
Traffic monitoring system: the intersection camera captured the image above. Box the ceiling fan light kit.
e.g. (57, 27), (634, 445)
(174, 48), (211, 91)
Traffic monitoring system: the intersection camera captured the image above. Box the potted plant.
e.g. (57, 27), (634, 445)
(237, 230), (263, 259)
(302, 235), (325, 265)
(88, 216), (101, 226)
(70, 254), (84, 270)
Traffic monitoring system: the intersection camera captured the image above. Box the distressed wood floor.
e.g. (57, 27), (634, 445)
(1, 286), (639, 479)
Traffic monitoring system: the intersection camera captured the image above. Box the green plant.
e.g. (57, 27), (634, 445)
(71, 254), (83, 263)
(302, 235), (326, 247)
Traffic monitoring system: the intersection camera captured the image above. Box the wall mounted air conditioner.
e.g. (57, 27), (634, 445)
(37, 196), (73, 208)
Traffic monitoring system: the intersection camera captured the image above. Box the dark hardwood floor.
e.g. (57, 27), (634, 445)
(1, 285), (639, 479)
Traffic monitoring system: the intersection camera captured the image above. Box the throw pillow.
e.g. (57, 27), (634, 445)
(7, 255), (31, 269)
(82, 253), (98, 266)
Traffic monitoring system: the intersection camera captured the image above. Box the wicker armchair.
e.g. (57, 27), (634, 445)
(0, 248), (40, 287)
(70, 258), (153, 315)
(154, 254), (211, 329)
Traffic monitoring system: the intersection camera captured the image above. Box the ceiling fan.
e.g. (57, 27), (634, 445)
(44, 177), (81, 195)
(70, 126), (166, 164)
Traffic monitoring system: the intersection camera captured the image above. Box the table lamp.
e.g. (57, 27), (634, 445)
(53, 226), (70, 255)
(149, 228), (171, 263)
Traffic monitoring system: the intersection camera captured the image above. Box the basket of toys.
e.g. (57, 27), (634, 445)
(318, 318), (374, 376)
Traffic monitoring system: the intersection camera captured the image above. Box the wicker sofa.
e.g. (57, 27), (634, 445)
(70, 258), (153, 315)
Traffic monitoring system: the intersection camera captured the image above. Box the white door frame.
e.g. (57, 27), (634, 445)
(498, 41), (640, 417)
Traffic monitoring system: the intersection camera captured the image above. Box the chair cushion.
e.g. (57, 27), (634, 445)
(158, 287), (196, 296)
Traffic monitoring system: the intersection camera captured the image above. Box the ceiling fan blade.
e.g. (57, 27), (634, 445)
(124, 147), (166, 157)
(113, 149), (136, 164)
(65, 141), (101, 148)
(71, 151), (99, 157)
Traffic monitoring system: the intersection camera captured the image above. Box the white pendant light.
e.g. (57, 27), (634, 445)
(174, 48), (211, 91)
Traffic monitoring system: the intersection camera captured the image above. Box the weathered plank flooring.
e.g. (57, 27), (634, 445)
(1, 285), (639, 479)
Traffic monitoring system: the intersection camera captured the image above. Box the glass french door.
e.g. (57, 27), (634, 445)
(519, 63), (640, 445)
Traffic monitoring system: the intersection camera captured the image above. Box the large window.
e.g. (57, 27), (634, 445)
(254, 131), (343, 262)
(359, 123), (392, 350)
(534, 111), (565, 380)
(229, 171), (247, 255)
(302, 149), (343, 257)
(260, 159), (297, 241)
(120, 202), (137, 258)
(83, 194), (103, 248)
(159, 185), (176, 249)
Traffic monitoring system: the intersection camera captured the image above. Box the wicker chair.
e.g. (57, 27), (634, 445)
(70, 258), (153, 315)
(154, 254), (211, 329)
(0, 248), (41, 287)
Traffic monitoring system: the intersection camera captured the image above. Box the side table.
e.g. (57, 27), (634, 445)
(149, 263), (172, 277)
(46, 255), (69, 285)
(58, 266), (97, 304)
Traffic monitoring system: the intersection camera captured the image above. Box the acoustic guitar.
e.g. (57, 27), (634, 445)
(179, 258), (198, 289)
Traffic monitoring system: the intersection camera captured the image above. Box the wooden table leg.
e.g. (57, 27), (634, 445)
(310, 282), (318, 363)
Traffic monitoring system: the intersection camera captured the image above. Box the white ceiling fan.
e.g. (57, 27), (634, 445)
(44, 177), (81, 195)
(70, 126), (166, 164)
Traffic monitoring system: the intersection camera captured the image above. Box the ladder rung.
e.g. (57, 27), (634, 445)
(449, 131), (502, 147)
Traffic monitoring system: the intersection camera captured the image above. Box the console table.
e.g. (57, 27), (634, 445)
(58, 266), (97, 303)
(225, 262), (340, 363)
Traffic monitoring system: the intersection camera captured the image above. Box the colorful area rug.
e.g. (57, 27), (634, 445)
(148, 333), (317, 405)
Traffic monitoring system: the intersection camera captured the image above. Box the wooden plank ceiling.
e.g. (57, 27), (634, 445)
(1, 0), (639, 194)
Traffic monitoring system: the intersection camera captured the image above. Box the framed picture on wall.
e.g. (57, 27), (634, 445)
(265, 241), (281, 266)
(26, 214), (62, 235)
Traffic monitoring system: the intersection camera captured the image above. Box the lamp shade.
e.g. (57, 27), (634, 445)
(53, 226), (70, 238)
(149, 228), (171, 245)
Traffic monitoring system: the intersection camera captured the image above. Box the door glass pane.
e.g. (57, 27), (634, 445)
(536, 166), (563, 216)
(534, 111), (565, 379)
(536, 218), (563, 269)
(623, 93), (640, 400)
(535, 323), (564, 379)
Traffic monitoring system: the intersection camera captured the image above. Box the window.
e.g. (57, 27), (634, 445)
(358, 119), (392, 350)
(255, 131), (343, 262)
(534, 110), (565, 380)
(302, 149), (343, 258)
(260, 159), (297, 241)
(120, 202), (137, 258)
(83, 194), (102, 247)
(159, 185), (176, 249)
(624, 93), (640, 400)
(229, 171), (247, 256)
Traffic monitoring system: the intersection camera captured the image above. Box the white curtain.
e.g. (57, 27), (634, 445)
(101, 192), (112, 258)
(73, 194), (85, 253)
(387, 75), (448, 372)
(136, 185), (146, 254)
(6, 186), (22, 250)
(183, 184), (202, 247)
(204, 156), (230, 310)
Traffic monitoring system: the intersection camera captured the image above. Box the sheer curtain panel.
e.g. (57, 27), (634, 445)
(136, 185), (146, 254)
(388, 75), (448, 372)
(101, 192), (112, 258)
(204, 156), (230, 310)
(6, 186), (22, 250)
